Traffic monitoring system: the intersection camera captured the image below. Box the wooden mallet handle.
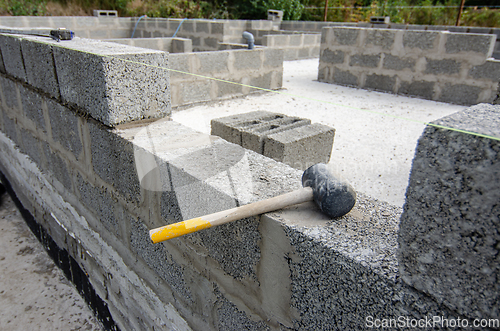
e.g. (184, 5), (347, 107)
(149, 187), (313, 243)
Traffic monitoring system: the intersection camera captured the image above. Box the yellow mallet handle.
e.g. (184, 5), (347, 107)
(149, 187), (313, 243)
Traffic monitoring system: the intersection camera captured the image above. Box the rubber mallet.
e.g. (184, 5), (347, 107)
(149, 163), (356, 244)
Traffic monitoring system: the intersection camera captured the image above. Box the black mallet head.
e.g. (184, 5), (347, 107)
(302, 163), (356, 218)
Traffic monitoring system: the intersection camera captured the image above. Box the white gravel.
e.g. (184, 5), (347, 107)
(173, 58), (465, 207)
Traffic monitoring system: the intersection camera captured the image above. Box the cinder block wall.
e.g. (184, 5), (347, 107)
(261, 33), (321, 60)
(3, 27), (494, 331)
(104, 37), (193, 53)
(169, 48), (283, 108)
(318, 27), (500, 105)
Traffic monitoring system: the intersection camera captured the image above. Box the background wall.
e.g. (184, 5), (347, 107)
(318, 27), (500, 105)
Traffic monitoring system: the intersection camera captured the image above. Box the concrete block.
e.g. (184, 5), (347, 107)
(19, 128), (42, 166)
(365, 29), (396, 49)
(197, 51), (229, 74)
(403, 31), (438, 50)
(233, 50), (262, 70)
(0, 76), (21, 111)
(88, 121), (141, 202)
(364, 74), (396, 92)
(47, 99), (83, 160)
(263, 48), (283, 68)
(169, 53), (191, 79)
(263, 123), (335, 170)
(333, 28), (359, 45)
(44, 144), (73, 191)
(439, 83), (481, 105)
(76, 173), (118, 235)
(52, 38), (170, 127)
(130, 218), (192, 302)
(0, 34), (26, 82)
(249, 71), (273, 90)
(211, 22), (224, 35)
(424, 58), (461, 75)
(1, 112), (17, 143)
(468, 60), (500, 81)
(20, 85), (46, 132)
(203, 37), (219, 50)
(172, 38), (192, 53)
(179, 80), (211, 104)
(382, 54), (415, 71)
(241, 117), (311, 153)
(211, 111), (286, 145)
(398, 80), (435, 99)
(216, 78), (243, 98)
(215, 285), (268, 330)
(333, 68), (359, 86)
(445, 33), (495, 56)
(399, 104), (500, 320)
(349, 54), (381, 68)
(196, 21), (209, 33)
(21, 37), (60, 99)
(321, 48), (344, 64)
(289, 34), (302, 47)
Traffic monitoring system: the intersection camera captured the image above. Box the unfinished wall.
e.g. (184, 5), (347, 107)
(1, 20), (500, 331)
(169, 48), (283, 108)
(104, 37), (193, 53)
(318, 27), (500, 105)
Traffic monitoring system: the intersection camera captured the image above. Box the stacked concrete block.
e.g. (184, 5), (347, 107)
(0, 34), (172, 127)
(1, 100), (467, 330)
(261, 33), (321, 60)
(51, 37), (170, 126)
(211, 111), (334, 170)
(105, 37), (193, 53)
(169, 48), (283, 108)
(399, 103), (500, 321)
(319, 27), (499, 105)
(0, 34), (27, 82)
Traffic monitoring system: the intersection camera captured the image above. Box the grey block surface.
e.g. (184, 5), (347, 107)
(398, 80), (435, 99)
(21, 38), (60, 99)
(364, 29), (395, 49)
(264, 123), (335, 170)
(20, 85), (46, 132)
(0, 34), (27, 82)
(383, 54), (415, 71)
(424, 58), (461, 75)
(364, 74), (396, 92)
(403, 31), (438, 50)
(399, 103), (500, 320)
(333, 68), (358, 86)
(468, 60), (500, 80)
(88, 120), (141, 202)
(333, 28), (359, 45)
(47, 98), (82, 160)
(349, 54), (380, 68)
(321, 49), (344, 64)
(52, 38), (171, 127)
(445, 33), (495, 56)
(440, 83), (481, 105)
